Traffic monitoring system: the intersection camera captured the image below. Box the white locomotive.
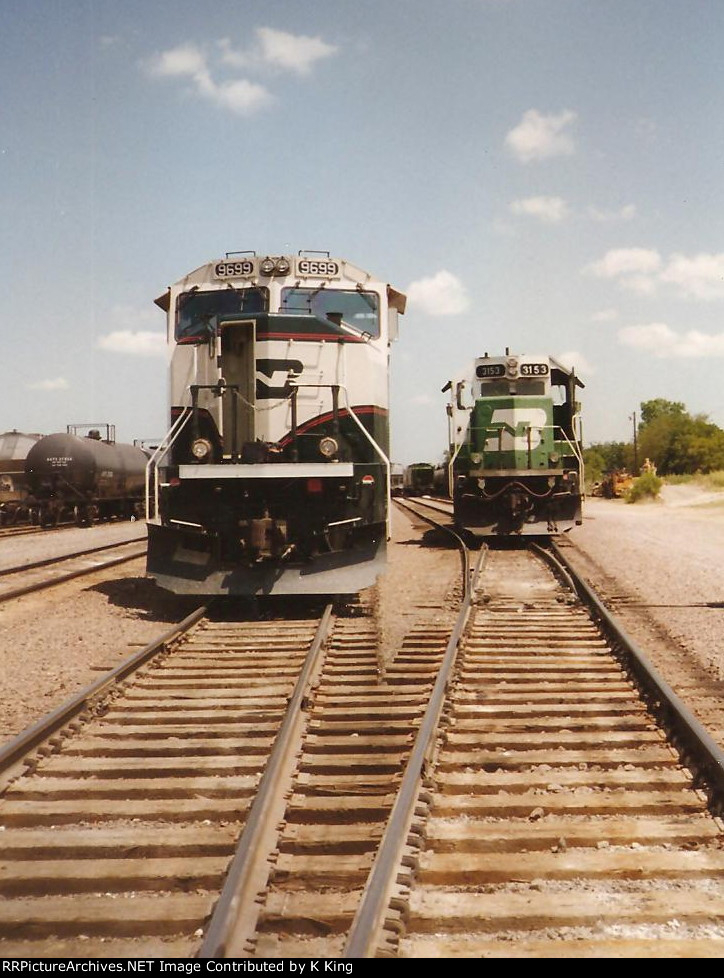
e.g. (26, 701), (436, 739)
(146, 252), (406, 595)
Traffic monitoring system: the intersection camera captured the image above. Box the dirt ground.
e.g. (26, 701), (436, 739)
(563, 486), (724, 747)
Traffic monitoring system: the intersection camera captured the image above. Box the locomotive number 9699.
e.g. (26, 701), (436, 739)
(296, 259), (340, 278)
(214, 260), (255, 278)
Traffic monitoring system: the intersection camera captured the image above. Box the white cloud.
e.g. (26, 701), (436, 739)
(510, 195), (569, 223)
(585, 248), (662, 278)
(27, 377), (69, 391)
(97, 331), (166, 357)
(257, 28), (337, 74)
(147, 29), (336, 116)
(587, 204), (636, 223)
(556, 351), (595, 376)
(194, 72), (272, 114)
(147, 43), (273, 115)
(585, 248), (724, 301)
(660, 252), (724, 300)
(96, 306), (166, 356)
(618, 322), (724, 358)
(591, 308), (618, 323)
(147, 43), (207, 78)
(407, 270), (470, 316)
(219, 29), (337, 75)
(505, 109), (577, 163)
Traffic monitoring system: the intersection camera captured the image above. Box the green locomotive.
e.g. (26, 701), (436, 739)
(443, 353), (584, 536)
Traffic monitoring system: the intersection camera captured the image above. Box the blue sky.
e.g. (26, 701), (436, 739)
(3, 0), (724, 464)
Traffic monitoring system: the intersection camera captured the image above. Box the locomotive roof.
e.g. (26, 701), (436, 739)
(154, 254), (407, 314)
(474, 353), (585, 387)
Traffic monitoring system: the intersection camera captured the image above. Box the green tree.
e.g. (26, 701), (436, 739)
(639, 398), (687, 429)
(637, 400), (724, 474)
(583, 448), (605, 485)
(584, 441), (634, 472)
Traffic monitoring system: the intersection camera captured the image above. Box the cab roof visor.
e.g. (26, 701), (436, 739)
(154, 289), (171, 312)
(387, 286), (407, 314)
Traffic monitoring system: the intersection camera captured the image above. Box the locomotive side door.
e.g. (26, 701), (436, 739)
(219, 320), (256, 458)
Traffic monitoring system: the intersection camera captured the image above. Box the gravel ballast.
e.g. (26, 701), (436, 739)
(0, 490), (722, 751)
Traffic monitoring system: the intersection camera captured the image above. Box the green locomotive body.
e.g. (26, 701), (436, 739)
(445, 354), (584, 536)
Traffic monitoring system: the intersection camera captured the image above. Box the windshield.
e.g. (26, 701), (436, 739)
(280, 288), (380, 339)
(175, 287), (268, 343)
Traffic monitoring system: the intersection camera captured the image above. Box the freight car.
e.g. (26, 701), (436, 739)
(432, 460), (450, 498)
(403, 462), (435, 496)
(25, 425), (148, 526)
(0, 430), (42, 524)
(146, 250), (406, 595)
(443, 352), (584, 536)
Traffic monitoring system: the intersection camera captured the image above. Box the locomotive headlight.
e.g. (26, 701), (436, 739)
(506, 357), (518, 378)
(549, 452), (560, 465)
(191, 437), (213, 462)
(471, 453), (482, 465)
(319, 436), (339, 459)
(260, 257), (276, 275)
(275, 257), (291, 275)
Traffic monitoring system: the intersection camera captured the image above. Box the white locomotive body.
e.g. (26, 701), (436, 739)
(147, 252), (405, 595)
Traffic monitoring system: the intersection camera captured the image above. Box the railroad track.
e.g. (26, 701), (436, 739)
(346, 544), (724, 958)
(1, 513), (722, 957)
(0, 525), (41, 541)
(0, 505), (465, 957)
(0, 536), (148, 604)
(395, 496), (453, 521)
(0, 604), (332, 956)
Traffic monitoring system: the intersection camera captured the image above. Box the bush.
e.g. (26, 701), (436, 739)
(703, 470), (724, 489)
(626, 471), (663, 503)
(663, 473), (692, 485)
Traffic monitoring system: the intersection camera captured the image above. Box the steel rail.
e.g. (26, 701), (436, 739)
(0, 533), (148, 578)
(0, 603), (208, 780)
(547, 540), (724, 810)
(343, 545), (486, 958)
(0, 544), (148, 604)
(398, 496), (453, 516)
(393, 496), (467, 586)
(0, 525), (40, 539)
(198, 603), (335, 958)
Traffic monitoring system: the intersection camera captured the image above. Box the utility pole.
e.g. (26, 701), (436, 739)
(631, 411), (639, 473)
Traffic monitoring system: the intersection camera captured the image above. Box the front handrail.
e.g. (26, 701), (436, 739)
(145, 407), (193, 522)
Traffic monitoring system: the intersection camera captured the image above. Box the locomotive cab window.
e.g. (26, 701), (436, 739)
(551, 382), (575, 436)
(175, 287), (269, 343)
(280, 288), (380, 339)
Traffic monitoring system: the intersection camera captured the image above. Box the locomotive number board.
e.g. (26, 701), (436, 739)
(476, 364), (506, 378)
(476, 362), (550, 378)
(212, 258), (341, 280)
(520, 363), (549, 376)
(295, 258), (340, 278)
(213, 259), (255, 279)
